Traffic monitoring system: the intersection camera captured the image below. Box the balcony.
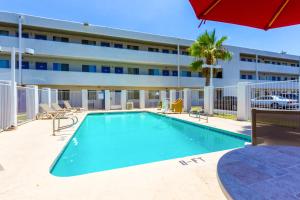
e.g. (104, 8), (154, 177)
(239, 61), (300, 74)
(0, 69), (205, 88)
(0, 36), (193, 66)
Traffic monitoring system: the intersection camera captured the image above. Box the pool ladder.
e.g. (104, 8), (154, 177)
(52, 112), (78, 136)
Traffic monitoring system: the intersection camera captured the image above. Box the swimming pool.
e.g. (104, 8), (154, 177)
(51, 112), (250, 177)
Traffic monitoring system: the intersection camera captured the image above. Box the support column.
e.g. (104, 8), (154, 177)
(160, 90), (166, 101)
(121, 90), (127, 110)
(170, 89), (176, 104)
(183, 88), (192, 112)
(41, 88), (51, 107)
(104, 90), (110, 110)
(204, 86), (214, 115)
(81, 89), (88, 110)
(237, 82), (250, 121)
(139, 90), (145, 109)
(26, 85), (38, 120)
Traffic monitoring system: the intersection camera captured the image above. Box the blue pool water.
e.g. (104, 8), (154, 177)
(51, 112), (250, 177)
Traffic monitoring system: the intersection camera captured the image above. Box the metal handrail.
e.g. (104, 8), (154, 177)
(52, 112), (78, 136)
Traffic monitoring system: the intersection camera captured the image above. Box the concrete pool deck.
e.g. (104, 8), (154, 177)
(0, 109), (251, 200)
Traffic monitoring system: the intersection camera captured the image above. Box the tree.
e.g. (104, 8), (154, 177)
(189, 30), (232, 86)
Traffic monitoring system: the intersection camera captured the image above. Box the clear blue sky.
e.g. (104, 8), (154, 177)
(2, 0), (300, 55)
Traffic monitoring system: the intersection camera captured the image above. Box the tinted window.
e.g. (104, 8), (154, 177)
(35, 34), (47, 40)
(36, 62), (47, 70)
(162, 49), (169, 54)
(16, 32), (29, 38)
(101, 66), (110, 73)
(181, 71), (191, 77)
(162, 70), (169, 76)
(115, 67), (123, 74)
(128, 68), (139, 75)
(101, 42), (110, 47)
(0, 30), (9, 36)
(172, 70), (178, 76)
(82, 65), (96, 72)
(149, 69), (160, 76)
(16, 61), (29, 69)
(53, 36), (69, 42)
(53, 63), (69, 71)
(114, 43), (123, 48)
(0, 60), (9, 68)
(82, 40), (96, 45)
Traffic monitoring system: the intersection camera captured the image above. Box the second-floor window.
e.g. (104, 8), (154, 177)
(82, 65), (96, 72)
(172, 70), (178, 76)
(36, 62), (47, 70)
(162, 70), (169, 76)
(114, 43), (123, 49)
(181, 71), (191, 77)
(198, 72), (203, 77)
(16, 61), (30, 69)
(182, 51), (189, 55)
(148, 47), (159, 52)
(114, 67), (123, 74)
(0, 59), (9, 68)
(101, 66), (110, 73)
(53, 63), (69, 71)
(53, 36), (69, 43)
(172, 50), (178, 54)
(128, 68), (139, 75)
(162, 49), (169, 54)
(127, 45), (139, 50)
(0, 30), (9, 36)
(149, 69), (160, 76)
(100, 42), (110, 47)
(35, 34), (47, 40)
(16, 32), (29, 38)
(82, 40), (96, 46)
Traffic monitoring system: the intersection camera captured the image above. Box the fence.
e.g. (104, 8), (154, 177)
(191, 89), (204, 107)
(127, 90), (140, 108)
(87, 90), (105, 110)
(145, 90), (160, 108)
(17, 86), (37, 124)
(213, 85), (238, 116)
(0, 81), (12, 131)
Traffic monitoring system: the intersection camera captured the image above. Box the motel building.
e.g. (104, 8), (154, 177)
(0, 11), (299, 110)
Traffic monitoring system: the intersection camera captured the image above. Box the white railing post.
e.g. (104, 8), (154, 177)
(170, 89), (176, 104)
(41, 88), (51, 107)
(121, 90), (127, 110)
(104, 90), (110, 111)
(183, 88), (192, 112)
(204, 86), (214, 115)
(139, 90), (145, 109)
(81, 89), (88, 110)
(237, 82), (250, 121)
(26, 85), (39, 120)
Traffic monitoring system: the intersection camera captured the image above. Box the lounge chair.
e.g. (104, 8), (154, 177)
(51, 103), (66, 112)
(63, 101), (84, 112)
(189, 106), (208, 122)
(37, 104), (66, 119)
(171, 98), (183, 113)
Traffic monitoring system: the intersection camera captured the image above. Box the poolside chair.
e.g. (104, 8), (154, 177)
(63, 101), (84, 112)
(157, 101), (162, 110)
(51, 103), (66, 112)
(171, 99), (183, 113)
(37, 104), (62, 119)
(189, 106), (208, 122)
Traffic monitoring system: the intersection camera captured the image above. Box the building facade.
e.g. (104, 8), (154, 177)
(0, 11), (299, 107)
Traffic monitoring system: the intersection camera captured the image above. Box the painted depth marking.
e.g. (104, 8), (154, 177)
(179, 157), (205, 166)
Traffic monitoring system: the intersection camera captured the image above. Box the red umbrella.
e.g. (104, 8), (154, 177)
(189, 0), (300, 30)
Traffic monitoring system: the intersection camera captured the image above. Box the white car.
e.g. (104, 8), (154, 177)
(251, 95), (298, 109)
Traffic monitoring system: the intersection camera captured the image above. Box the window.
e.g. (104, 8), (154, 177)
(148, 47), (159, 52)
(215, 69), (223, 78)
(172, 70), (178, 76)
(58, 90), (70, 101)
(0, 59), (9, 68)
(182, 51), (189, 55)
(277, 62), (281, 65)
(16, 61), (29, 69)
(149, 69), (160, 76)
(148, 91), (160, 100)
(128, 68), (139, 75)
(162, 70), (169, 76)
(181, 71), (191, 77)
(88, 90), (97, 100)
(127, 45), (139, 50)
(53, 63), (69, 71)
(248, 75), (253, 80)
(127, 90), (139, 100)
(115, 67), (123, 74)
(100, 42), (110, 47)
(277, 77), (281, 81)
(36, 62), (47, 70)
(82, 65), (96, 72)
(16, 32), (29, 38)
(114, 43), (123, 49)
(53, 36), (69, 42)
(162, 49), (169, 54)
(264, 60), (270, 64)
(198, 72), (203, 77)
(241, 74), (247, 79)
(247, 58), (253, 62)
(272, 76), (276, 81)
(82, 40), (96, 45)
(101, 66), (110, 73)
(0, 30), (9, 36)
(240, 58), (246, 62)
(172, 50), (178, 54)
(35, 34), (47, 40)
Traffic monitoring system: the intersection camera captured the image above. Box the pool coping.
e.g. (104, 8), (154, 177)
(49, 110), (251, 177)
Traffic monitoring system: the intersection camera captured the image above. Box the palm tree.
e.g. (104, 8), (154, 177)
(189, 30), (232, 86)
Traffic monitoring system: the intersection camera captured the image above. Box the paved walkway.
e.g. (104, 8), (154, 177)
(218, 146), (300, 200)
(0, 110), (251, 200)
